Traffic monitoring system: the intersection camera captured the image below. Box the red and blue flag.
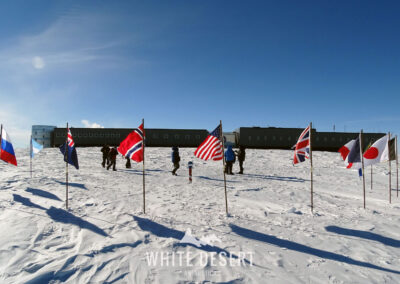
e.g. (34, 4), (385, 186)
(0, 127), (17, 166)
(194, 125), (223, 161)
(293, 126), (310, 165)
(59, 128), (79, 169)
(118, 123), (145, 162)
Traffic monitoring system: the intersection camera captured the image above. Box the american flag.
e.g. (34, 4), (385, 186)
(194, 125), (223, 161)
(293, 125), (310, 164)
(67, 128), (75, 147)
(118, 123), (145, 162)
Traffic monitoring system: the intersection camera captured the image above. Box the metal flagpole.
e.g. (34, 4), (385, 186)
(142, 118), (146, 214)
(396, 135), (399, 197)
(220, 120), (228, 216)
(65, 123), (69, 210)
(371, 166), (373, 191)
(309, 122), (314, 213)
(30, 136), (33, 178)
(388, 132), (391, 204)
(360, 130), (366, 209)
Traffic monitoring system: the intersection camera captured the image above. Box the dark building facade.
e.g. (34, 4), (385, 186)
(53, 128), (209, 148)
(235, 127), (385, 151)
(38, 125), (386, 152)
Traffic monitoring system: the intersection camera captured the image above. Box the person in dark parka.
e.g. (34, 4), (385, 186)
(101, 144), (110, 168)
(224, 145), (235, 175)
(171, 146), (180, 176)
(107, 147), (118, 171)
(235, 146), (246, 174)
(125, 156), (131, 168)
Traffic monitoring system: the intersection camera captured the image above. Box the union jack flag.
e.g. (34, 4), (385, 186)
(118, 123), (145, 162)
(59, 127), (79, 169)
(293, 125), (310, 165)
(67, 128), (75, 147)
(194, 125), (223, 161)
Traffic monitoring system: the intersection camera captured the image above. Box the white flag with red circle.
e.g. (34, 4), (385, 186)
(363, 134), (389, 167)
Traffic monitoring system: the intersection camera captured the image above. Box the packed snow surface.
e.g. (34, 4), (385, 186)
(0, 147), (400, 283)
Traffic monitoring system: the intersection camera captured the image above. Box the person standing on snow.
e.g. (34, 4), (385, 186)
(235, 146), (246, 174)
(107, 147), (118, 171)
(224, 145), (235, 175)
(101, 144), (110, 168)
(171, 146), (181, 176)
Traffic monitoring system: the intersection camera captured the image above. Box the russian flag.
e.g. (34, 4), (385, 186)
(1, 128), (17, 166)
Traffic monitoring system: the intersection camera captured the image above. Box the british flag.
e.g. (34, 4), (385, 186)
(59, 127), (79, 169)
(293, 125), (310, 165)
(118, 123), (145, 162)
(67, 128), (75, 147)
(194, 125), (223, 161)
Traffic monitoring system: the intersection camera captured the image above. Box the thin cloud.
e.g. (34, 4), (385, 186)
(81, 120), (104, 128)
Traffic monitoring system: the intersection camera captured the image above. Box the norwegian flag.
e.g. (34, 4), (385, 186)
(118, 123), (145, 162)
(293, 126), (310, 164)
(194, 125), (223, 161)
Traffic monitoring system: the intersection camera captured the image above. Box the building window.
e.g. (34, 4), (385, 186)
(185, 135), (190, 140)
(164, 134), (169, 139)
(175, 135), (180, 139)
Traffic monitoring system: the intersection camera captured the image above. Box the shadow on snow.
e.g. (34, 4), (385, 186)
(133, 216), (251, 264)
(12, 195), (107, 237)
(13, 194), (46, 210)
(85, 241), (142, 257)
(245, 174), (306, 183)
(25, 187), (62, 201)
(325, 226), (400, 248)
(46, 207), (108, 237)
(53, 179), (88, 190)
(229, 224), (400, 275)
(196, 176), (239, 183)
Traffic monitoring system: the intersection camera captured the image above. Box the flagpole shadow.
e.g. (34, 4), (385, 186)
(229, 224), (400, 275)
(132, 216), (252, 264)
(245, 174), (307, 183)
(325, 226), (400, 248)
(53, 179), (88, 190)
(196, 176), (239, 183)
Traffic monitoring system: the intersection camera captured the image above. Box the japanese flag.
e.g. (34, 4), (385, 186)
(363, 135), (389, 167)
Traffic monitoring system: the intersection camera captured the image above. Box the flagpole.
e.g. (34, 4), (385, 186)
(309, 122), (313, 213)
(360, 130), (366, 209)
(371, 166), (373, 191)
(220, 120), (228, 216)
(142, 118), (146, 214)
(65, 123), (69, 210)
(388, 132), (391, 204)
(30, 136), (33, 178)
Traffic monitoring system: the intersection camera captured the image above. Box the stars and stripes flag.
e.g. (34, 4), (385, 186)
(118, 123), (145, 162)
(293, 125), (310, 164)
(194, 125), (223, 161)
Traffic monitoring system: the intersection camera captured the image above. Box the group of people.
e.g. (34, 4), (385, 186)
(224, 145), (246, 175)
(100, 144), (246, 175)
(170, 145), (246, 176)
(100, 145), (119, 171)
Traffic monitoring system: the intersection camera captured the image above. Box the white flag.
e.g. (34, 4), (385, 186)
(363, 135), (389, 167)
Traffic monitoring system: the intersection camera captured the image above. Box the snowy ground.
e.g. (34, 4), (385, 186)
(0, 147), (399, 283)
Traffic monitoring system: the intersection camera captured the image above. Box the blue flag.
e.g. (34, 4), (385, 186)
(31, 138), (43, 158)
(59, 128), (79, 170)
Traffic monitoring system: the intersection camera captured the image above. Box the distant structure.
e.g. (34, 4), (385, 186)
(32, 125), (386, 152)
(32, 125), (56, 148)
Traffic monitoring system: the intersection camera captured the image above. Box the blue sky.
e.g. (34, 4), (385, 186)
(0, 1), (399, 147)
